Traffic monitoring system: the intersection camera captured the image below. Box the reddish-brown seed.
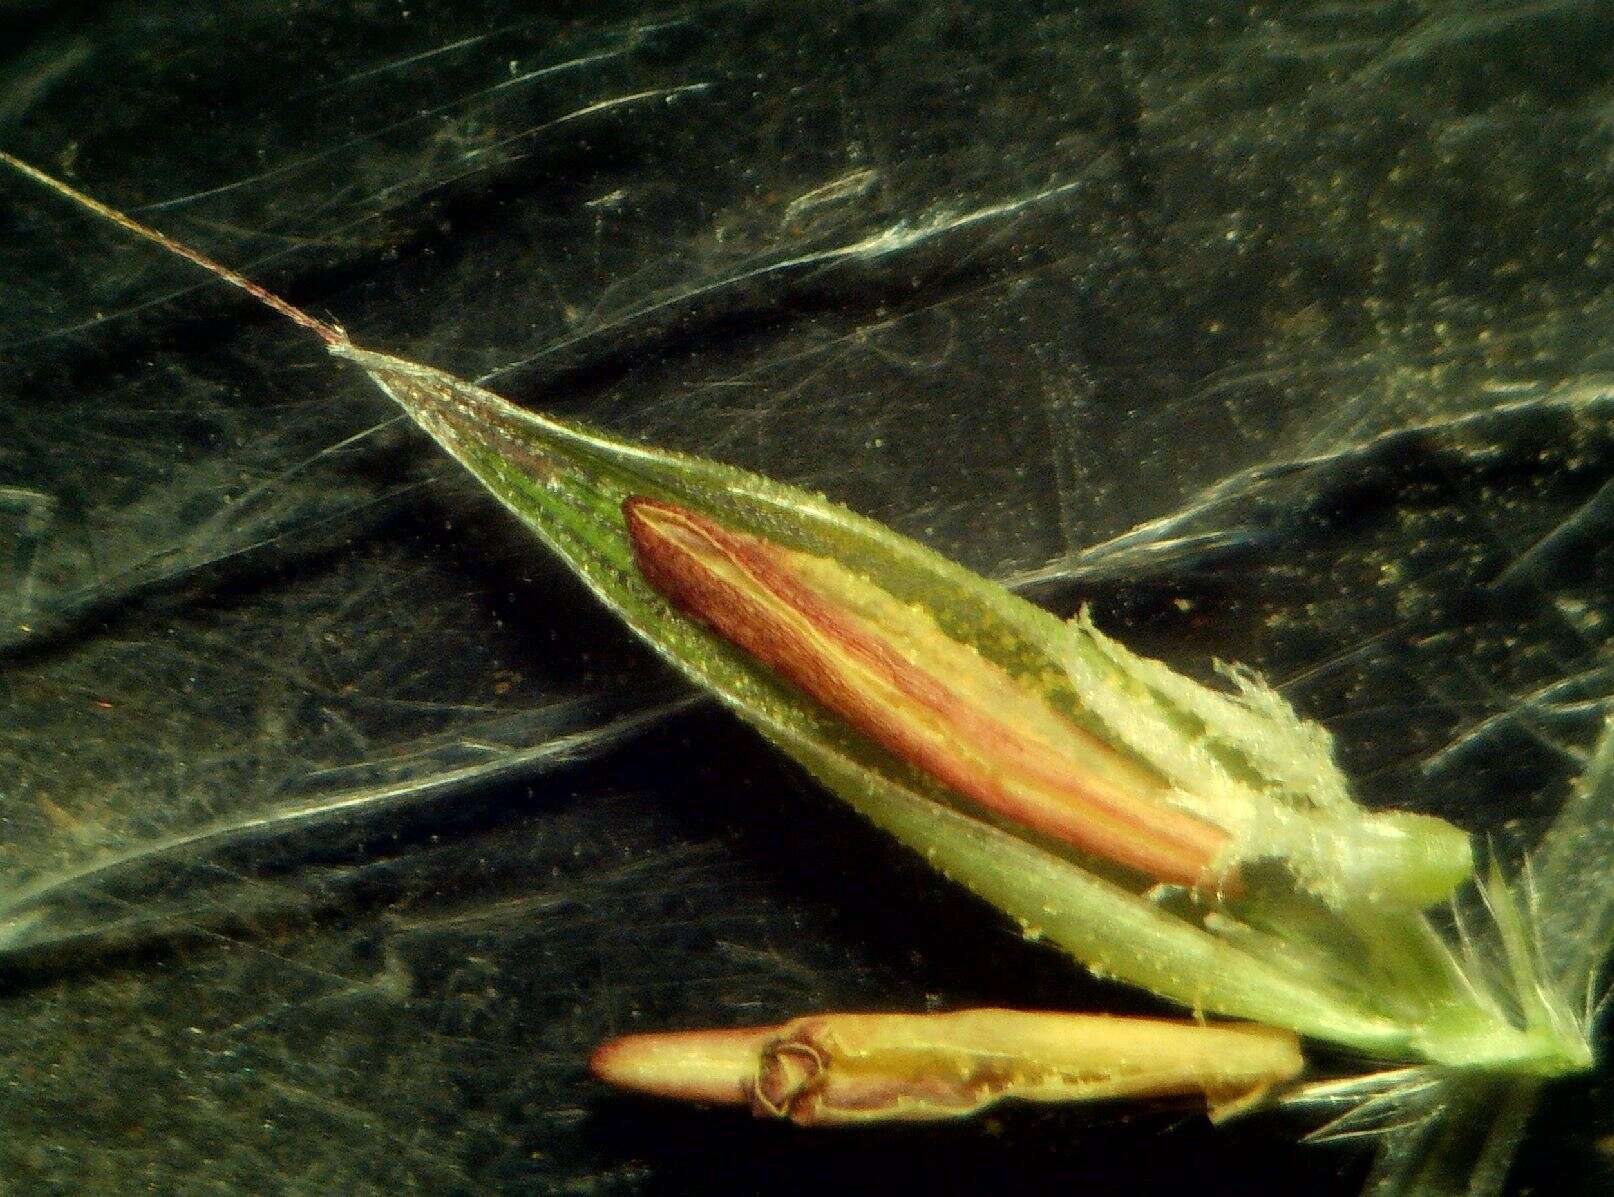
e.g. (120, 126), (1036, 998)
(624, 497), (1231, 887)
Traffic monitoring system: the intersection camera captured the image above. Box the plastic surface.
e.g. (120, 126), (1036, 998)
(3, 2), (1613, 1193)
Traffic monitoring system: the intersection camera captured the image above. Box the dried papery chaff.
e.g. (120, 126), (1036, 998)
(1, 153), (1597, 1180)
(591, 1010), (1303, 1125)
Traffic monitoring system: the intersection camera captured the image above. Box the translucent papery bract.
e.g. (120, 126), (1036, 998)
(1059, 613), (1474, 910)
(332, 343), (1582, 1071)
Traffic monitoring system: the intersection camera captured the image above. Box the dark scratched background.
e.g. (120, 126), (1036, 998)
(3, 2), (1614, 1193)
